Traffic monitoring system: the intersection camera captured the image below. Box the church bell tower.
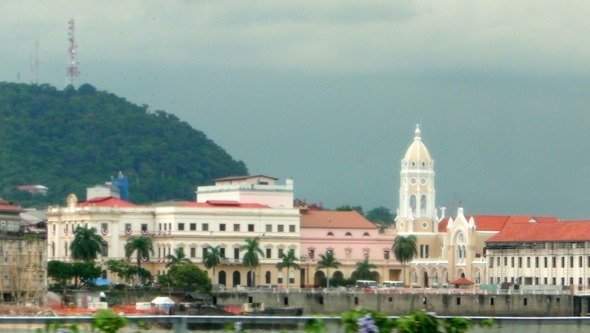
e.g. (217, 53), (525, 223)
(396, 124), (437, 234)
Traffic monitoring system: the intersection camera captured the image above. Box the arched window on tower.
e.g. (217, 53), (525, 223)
(410, 195), (416, 213)
(420, 195), (427, 215)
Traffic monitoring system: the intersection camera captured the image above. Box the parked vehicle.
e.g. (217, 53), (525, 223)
(382, 281), (405, 289)
(355, 280), (378, 289)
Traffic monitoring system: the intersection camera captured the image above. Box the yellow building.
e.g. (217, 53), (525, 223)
(395, 126), (512, 287)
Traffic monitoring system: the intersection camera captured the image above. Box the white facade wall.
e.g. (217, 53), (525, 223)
(487, 242), (590, 288)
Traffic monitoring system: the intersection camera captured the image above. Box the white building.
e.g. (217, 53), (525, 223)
(46, 176), (301, 287)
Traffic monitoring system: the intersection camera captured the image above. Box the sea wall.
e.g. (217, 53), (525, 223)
(212, 291), (584, 317)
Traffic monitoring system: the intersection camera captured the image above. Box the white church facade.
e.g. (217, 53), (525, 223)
(395, 125), (530, 287)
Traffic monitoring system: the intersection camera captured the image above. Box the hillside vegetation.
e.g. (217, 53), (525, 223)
(0, 82), (248, 207)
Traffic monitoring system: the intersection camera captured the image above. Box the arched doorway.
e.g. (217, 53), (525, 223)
(314, 271), (325, 287)
(423, 271), (429, 288)
(219, 271), (227, 286)
(232, 271), (241, 287)
(247, 271), (255, 287)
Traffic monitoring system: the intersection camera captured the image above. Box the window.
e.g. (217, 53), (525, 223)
(202, 223), (209, 231)
(248, 224), (255, 232)
(202, 248), (208, 257)
(570, 256), (574, 268)
(125, 223), (131, 232)
(190, 247), (196, 258)
(544, 257), (548, 268)
(511, 257), (514, 268)
(345, 232), (352, 236)
(190, 223), (196, 231)
(266, 248), (271, 258)
(561, 257), (565, 268)
(278, 248), (284, 258)
(289, 225), (295, 232)
(518, 257), (522, 268)
(101, 223), (108, 233)
(220, 224), (226, 231)
(420, 245), (429, 258)
(278, 273), (283, 284)
(233, 224), (240, 232)
(552, 256), (556, 268)
(327, 232), (334, 236)
(101, 242), (108, 257)
(234, 248), (240, 260)
(383, 250), (390, 260)
(141, 224), (147, 232)
(220, 248), (226, 257)
(526, 257), (530, 268)
(266, 225), (272, 232)
(535, 257), (539, 268)
(363, 232), (370, 237)
(178, 223), (185, 231)
(278, 225), (284, 232)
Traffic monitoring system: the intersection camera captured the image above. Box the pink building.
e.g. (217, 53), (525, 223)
(299, 208), (399, 287)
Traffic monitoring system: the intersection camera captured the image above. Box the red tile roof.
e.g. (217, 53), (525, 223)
(300, 210), (377, 229)
(438, 217), (450, 232)
(180, 201), (270, 208)
(438, 215), (558, 233)
(78, 197), (139, 207)
(0, 199), (23, 213)
(487, 219), (590, 243)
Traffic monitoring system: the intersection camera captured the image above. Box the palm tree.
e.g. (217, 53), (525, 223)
(392, 235), (418, 284)
(124, 236), (154, 268)
(203, 245), (225, 281)
(166, 247), (192, 268)
(70, 226), (103, 262)
(275, 249), (300, 288)
(240, 237), (264, 287)
(316, 251), (341, 289)
(352, 257), (378, 281)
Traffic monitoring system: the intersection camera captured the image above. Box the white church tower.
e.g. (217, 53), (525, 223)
(396, 124), (438, 234)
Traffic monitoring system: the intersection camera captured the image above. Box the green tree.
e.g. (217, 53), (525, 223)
(366, 206), (395, 226)
(351, 257), (378, 281)
(167, 263), (211, 292)
(275, 249), (300, 288)
(70, 226), (103, 262)
(316, 251), (341, 289)
(203, 245), (225, 282)
(335, 205), (364, 216)
(240, 237), (264, 287)
(47, 260), (73, 288)
(392, 235), (418, 284)
(124, 236), (154, 268)
(165, 247), (192, 268)
(105, 259), (135, 285)
(71, 262), (101, 287)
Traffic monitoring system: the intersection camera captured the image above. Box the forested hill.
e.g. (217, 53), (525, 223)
(0, 82), (248, 208)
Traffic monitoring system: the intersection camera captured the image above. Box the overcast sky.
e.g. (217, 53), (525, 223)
(2, 1), (590, 219)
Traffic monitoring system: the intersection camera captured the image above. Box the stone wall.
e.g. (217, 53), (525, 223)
(213, 291), (581, 317)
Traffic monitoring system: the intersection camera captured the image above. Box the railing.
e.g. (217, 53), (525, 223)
(3, 315), (590, 333)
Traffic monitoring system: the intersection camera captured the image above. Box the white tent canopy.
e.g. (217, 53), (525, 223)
(151, 296), (175, 305)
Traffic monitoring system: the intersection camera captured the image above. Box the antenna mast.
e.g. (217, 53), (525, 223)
(66, 19), (79, 87)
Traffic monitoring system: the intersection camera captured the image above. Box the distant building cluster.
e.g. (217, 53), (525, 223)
(6, 125), (590, 304)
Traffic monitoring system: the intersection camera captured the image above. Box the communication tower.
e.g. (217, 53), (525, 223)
(66, 19), (80, 87)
